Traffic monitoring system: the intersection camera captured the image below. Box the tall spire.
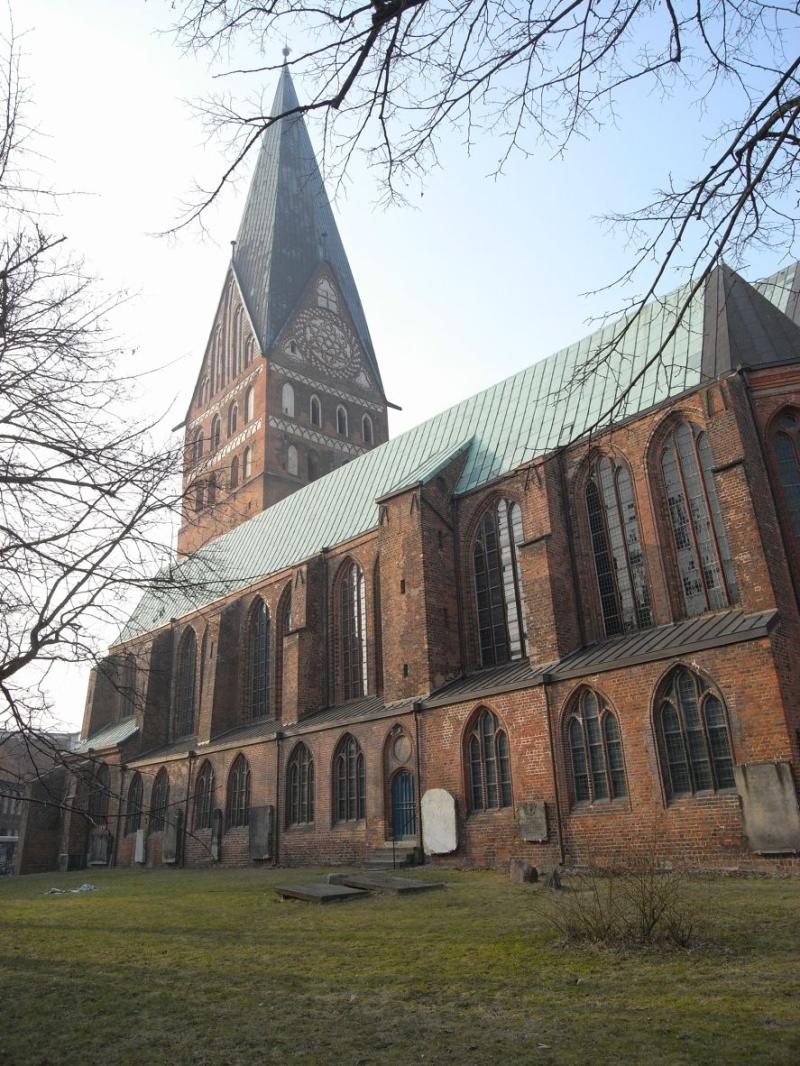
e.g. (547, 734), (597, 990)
(232, 66), (383, 391)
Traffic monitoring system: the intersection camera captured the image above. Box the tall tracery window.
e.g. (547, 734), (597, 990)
(334, 734), (365, 821)
(657, 668), (735, 799)
(174, 628), (197, 737)
(233, 309), (243, 376)
(585, 457), (652, 635)
(150, 768), (169, 833)
(566, 689), (627, 805)
(121, 654), (137, 719)
(287, 743), (314, 825)
(770, 410), (800, 551)
(275, 586), (291, 715)
(472, 499), (528, 667)
(226, 754), (251, 828)
(88, 764), (110, 825)
(245, 598), (270, 720)
(126, 772), (143, 834)
(337, 561), (368, 700)
(194, 762), (215, 830)
(310, 395), (322, 427)
(210, 415), (221, 452)
(466, 708), (512, 812)
(660, 421), (738, 615)
(245, 386), (254, 422)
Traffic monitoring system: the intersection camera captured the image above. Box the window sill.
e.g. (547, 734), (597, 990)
(666, 788), (738, 805)
(285, 822), (315, 832)
(569, 800), (630, 816)
(467, 806), (513, 818)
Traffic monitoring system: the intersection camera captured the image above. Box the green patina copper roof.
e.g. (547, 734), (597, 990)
(120, 262), (800, 641)
(232, 65), (383, 390)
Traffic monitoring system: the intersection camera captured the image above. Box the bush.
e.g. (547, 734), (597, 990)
(542, 857), (698, 949)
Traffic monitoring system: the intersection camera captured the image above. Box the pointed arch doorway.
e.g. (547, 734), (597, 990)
(390, 769), (416, 841)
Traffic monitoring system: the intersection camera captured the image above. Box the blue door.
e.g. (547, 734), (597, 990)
(391, 770), (416, 840)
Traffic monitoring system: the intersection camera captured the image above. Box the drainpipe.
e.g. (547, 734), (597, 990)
(112, 763), (126, 869)
(542, 675), (565, 866)
(413, 700), (424, 863)
(273, 730), (282, 866)
(181, 751), (196, 867)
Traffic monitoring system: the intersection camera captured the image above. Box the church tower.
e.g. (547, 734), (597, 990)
(177, 61), (389, 555)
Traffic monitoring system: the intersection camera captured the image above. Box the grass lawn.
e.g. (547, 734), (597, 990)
(1, 865), (798, 1065)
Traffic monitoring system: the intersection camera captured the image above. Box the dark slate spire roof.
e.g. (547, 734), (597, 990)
(232, 66), (383, 391)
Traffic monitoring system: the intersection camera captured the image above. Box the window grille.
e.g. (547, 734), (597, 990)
(194, 762), (215, 830)
(338, 562), (367, 700)
(150, 769), (169, 833)
(126, 773), (143, 834)
(275, 586), (291, 715)
(245, 599), (270, 720)
(336, 405), (349, 437)
(472, 499), (527, 667)
(771, 411), (800, 549)
(174, 629), (196, 737)
(565, 689), (627, 804)
(191, 429), (203, 464)
(466, 708), (512, 811)
(226, 755), (251, 828)
(657, 669), (735, 799)
(210, 415), (221, 452)
(230, 456), (239, 489)
(334, 735), (365, 821)
(287, 743), (314, 825)
(245, 386), (254, 422)
(227, 403), (238, 437)
(243, 446), (252, 480)
(310, 395), (322, 427)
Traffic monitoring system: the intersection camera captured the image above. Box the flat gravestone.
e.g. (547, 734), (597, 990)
(516, 800), (548, 843)
(332, 873), (445, 895)
(276, 883), (368, 904)
(421, 788), (457, 855)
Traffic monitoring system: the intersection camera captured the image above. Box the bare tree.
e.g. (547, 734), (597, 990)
(169, 0), (800, 431)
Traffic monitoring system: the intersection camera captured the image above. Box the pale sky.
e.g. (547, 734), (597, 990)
(17, 0), (796, 730)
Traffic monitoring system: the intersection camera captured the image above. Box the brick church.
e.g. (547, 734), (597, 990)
(15, 64), (800, 875)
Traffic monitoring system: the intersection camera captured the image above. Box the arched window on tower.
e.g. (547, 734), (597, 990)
(207, 473), (217, 507)
(194, 480), (205, 513)
(226, 754), (251, 828)
(308, 451), (319, 481)
(227, 402), (238, 437)
(286, 743), (314, 825)
(174, 629), (197, 737)
(656, 668), (735, 800)
(210, 415), (221, 452)
(585, 456), (652, 635)
(194, 761), (215, 830)
(233, 308), (243, 377)
(191, 428), (203, 465)
(282, 383), (295, 417)
(362, 414), (373, 445)
(472, 498), (528, 667)
(245, 598), (270, 720)
(310, 395), (322, 428)
(245, 386), (254, 423)
(336, 405), (349, 437)
(287, 444), (298, 476)
(317, 276), (338, 313)
(244, 337), (254, 368)
(215, 327), (225, 390)
(333, 734), (365, 821)
(336, 561), (367, 701)
(660, 421), (738, 615)
(230, 455), (239, 490)
(126, 772), (143, 835)
(149, 768), (169, 833)
(770, 410), (800, 553)
(465, 708), (512, 812)
(565, 689), (627, 805)
(121, 653), (137, 720)
(243, 446), (253, 481)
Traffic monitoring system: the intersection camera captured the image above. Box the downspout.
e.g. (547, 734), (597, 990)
(112, 762), (126, 869)
(181, 750), (195, 866)
(413, 700), (424, 863)
(321, 549), (331, 708)
(273, 730), (282, 866)
(542, 676), (565, 866)
(739, 367), (800, 615)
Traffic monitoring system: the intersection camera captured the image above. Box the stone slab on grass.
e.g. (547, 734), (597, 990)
(331, 873), (446, 895)
(276, 883), (368, 904)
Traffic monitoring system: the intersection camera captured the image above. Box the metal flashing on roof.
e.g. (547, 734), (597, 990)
(75, 717), (139, 753)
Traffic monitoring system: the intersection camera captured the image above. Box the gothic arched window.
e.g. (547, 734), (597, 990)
(233, 309), (243, 377)
(207, 473), (217, 507)
(194, 761), (215, 830)
(245, 386), (254, 422)
(190, 428), (203, 464)
(310, 395), (322, 428)
(287, 743), (314, 825)
(121, 653), (137, 719)
(227, 402), (238, 437)
(333, 734), (365, 821)
(244, 338), (254, 368)
(660, 421), (738, 615)
(174, 628), (197, 737)
(126, 772), (143, 834)
(230, 455), (239, 490)
(210, 415), (221, 452)
(282, 383), (295, 417)
(149, 768), (169, 833)
(287, 444), (298, 476)
(465, 708), (512, 812)
(245, 598), (270, 720)
(362, 414), (373, 445)
(88, 764), (110, 825)
(194, 480), (205, 513)
(242, 446), (253, 481)
(337, 561), (367, 701)
(585, 456), (652, 635)
(275, 585), (291, 715)
(308, 451), (319, 481)
(336, 405), (349, 437)
(565, 689), (627, 805)
(656, 668), (735, 800)
(226, 754), (251, 828)
(770, 410), (800, 551)
(472, 498), (528, 667)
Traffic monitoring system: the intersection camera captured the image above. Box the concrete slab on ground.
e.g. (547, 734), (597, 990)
(328, 873), (445, 894)
(276, 883), (368, 904)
